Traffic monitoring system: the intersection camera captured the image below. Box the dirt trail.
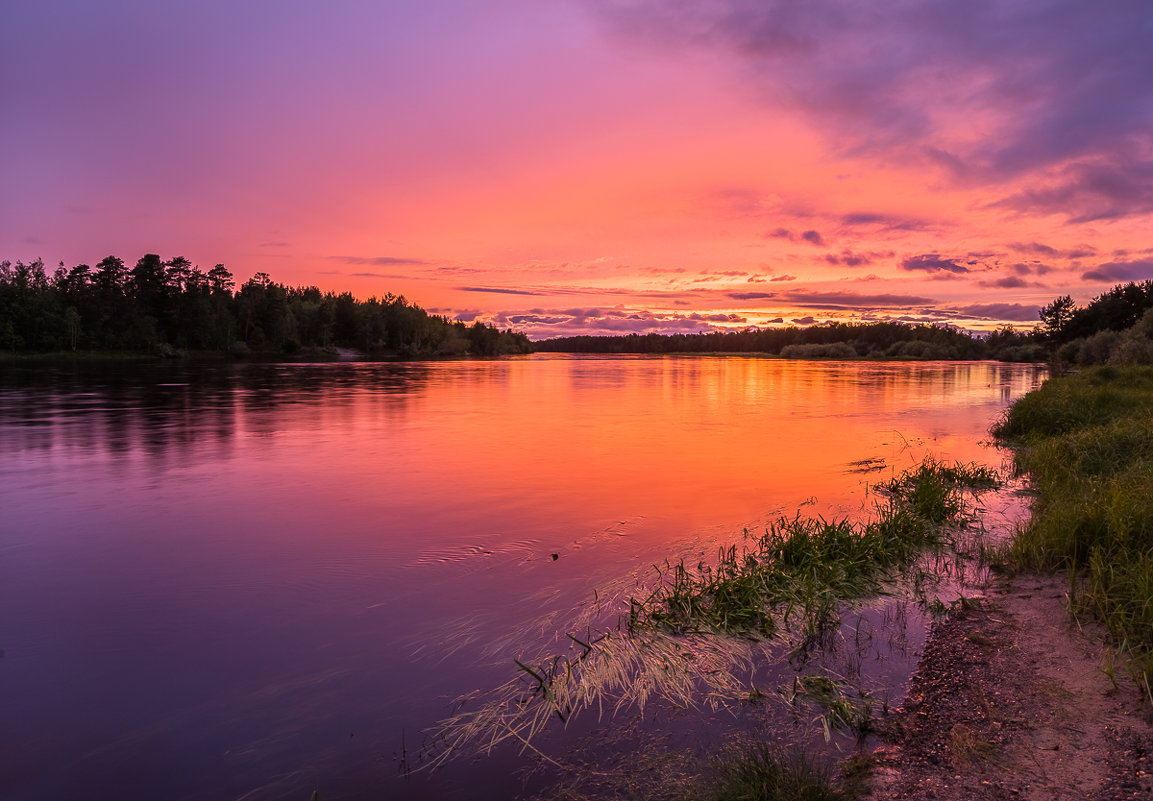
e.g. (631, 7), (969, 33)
(860, 573), (1153, 800)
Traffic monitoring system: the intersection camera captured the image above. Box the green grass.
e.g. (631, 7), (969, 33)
(994, 365), (1153, 689)
(698, 745), (846, 801)
(630, 459), (999, 641)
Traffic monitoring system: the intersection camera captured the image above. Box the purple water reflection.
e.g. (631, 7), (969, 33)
(0, 356), (1045, 799)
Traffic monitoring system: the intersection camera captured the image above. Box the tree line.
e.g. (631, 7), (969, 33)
(0, 255), (531, 357)
(1038, 281), (1153, 365)
(536, 281), (1153, 363)
(535, 320), (1045, 360)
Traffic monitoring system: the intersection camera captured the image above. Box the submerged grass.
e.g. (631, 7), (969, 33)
(994, 365), (1153, 692)
(425, 458), (1002, 769)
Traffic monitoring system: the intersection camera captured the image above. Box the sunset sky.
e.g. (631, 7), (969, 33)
(4, 0), (1153, 338)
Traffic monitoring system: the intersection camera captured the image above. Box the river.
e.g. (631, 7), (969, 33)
(0, 355), (1045, 800)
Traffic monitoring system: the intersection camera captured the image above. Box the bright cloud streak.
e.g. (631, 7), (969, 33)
(3, 0), (1153, 338)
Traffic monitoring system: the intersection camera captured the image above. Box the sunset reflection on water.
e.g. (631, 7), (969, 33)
(0, 356), (1045, 801)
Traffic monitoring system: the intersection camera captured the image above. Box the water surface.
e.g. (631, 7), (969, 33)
(0, 356), (1045, 799)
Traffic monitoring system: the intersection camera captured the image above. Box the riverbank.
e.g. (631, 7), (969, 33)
(858, 571), (1153, 799)
(854, 366), (1153, 799)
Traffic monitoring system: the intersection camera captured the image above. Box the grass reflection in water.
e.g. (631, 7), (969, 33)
(426, 459), (1001, 773)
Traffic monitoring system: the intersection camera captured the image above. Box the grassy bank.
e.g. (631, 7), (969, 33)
(993, 365), (1153, 693)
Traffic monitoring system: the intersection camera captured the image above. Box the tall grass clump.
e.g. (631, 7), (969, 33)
(630, 459), (998, 642)
(698, 745), (846, 801)
(994, 365), (1153, 690)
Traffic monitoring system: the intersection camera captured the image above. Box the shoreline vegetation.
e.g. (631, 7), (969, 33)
(992, 366), (1153, 689)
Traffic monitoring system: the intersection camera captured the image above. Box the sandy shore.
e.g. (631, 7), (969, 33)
(858, 572), (1153, 800)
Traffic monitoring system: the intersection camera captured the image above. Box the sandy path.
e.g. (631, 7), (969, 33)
(860, 573), (1153, 800)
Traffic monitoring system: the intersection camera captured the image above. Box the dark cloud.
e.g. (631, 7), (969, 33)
(766, 227), (794, 240)
(780, 290), (936, 309)
(824, 249), (873, 267)
(1007, 262), (1054, 276)
(992, 162), (1153, 223)
(457, 285), (544, 296)
(924, 146), (967, 178)
(953, 303), (1039, 323)
(770, 274), (797, 282)
(1081, 260), (1153, 283)
(506, 314), (571, 325)
(838, 212), (932, 232)
(791, 316), (816, 325)
(587, 1), (1153, 205)
(900, 254), (970, 274)
(978, 275), (1038, 289)
(1008, 241), (1059, 257)
(728, 291), (775, 300)
(800, 229), (825, 246)
(330, 255), (430, 266)
(690, 312), (748, 323)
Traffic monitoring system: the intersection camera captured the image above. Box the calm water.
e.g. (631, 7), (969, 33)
(0, 356), (1046, 800)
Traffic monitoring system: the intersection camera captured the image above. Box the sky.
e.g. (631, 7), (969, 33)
(3, 0), (1153, 339)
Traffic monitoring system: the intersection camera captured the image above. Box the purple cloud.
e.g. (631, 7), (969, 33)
(588, 1), (1153, 206)
(993, 162), (1153, 223)
(800, 230), (825, 246)
(839, 212), (931, 231)
(728, 291), (775, 300)
(1007, 241), (1058, 257)
(1081, 260), (1153, 283)
(900, 254), (970, 274)
(780, 290), (936, 309)
(953, 303), (1039, 322)
(331, 255), (430, 266)
(457, 286), (544, 296)
(1007, 262), (1054, 276)
(978, 275), (1037, 289)
(824, 249), (873, 267)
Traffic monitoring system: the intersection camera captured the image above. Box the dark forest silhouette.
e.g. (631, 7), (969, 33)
(0, 255), (530, 357)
